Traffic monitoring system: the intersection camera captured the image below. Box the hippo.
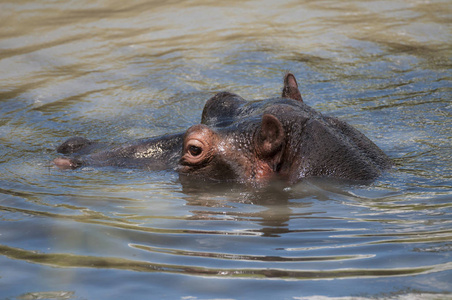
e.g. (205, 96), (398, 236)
(54, 73), (391, 186)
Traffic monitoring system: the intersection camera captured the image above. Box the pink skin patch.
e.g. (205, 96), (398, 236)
(53, 157), (77, 169)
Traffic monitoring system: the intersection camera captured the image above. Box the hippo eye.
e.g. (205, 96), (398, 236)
(182, 129), (213, 166)
(188, 145), (202, 157)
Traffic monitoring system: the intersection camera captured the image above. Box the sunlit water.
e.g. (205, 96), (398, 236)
(1, 0), (451, 299)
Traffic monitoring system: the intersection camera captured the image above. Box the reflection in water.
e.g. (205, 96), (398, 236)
(182, 182), (295, 237)
(0, 0), (451, 299)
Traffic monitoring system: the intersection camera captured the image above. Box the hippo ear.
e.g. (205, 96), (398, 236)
(256, 114), (285, 158)
(282, 72), (303, 102)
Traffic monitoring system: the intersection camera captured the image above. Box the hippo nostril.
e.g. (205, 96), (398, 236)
(188, 145), (202, 157)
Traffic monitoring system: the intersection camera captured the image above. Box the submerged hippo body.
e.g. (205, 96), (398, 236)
(54, 73), (391, 186)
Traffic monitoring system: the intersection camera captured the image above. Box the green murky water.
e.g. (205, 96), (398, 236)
(1, 0), (451, 299)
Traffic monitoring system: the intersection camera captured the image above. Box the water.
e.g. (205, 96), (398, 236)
(1, 0), (451, 299)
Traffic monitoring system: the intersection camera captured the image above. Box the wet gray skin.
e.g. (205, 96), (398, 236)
(54, 73), (391, 186)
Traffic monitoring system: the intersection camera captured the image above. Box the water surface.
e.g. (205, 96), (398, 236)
(0, 0), (451, 299)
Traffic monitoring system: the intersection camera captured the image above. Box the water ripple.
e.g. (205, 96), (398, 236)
(1, 244), (450, 280)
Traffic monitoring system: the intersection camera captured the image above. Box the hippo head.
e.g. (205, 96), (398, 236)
(179, 114), (286, 186)
(178, 73), (391, 187)
(53, 73), (390, 187)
